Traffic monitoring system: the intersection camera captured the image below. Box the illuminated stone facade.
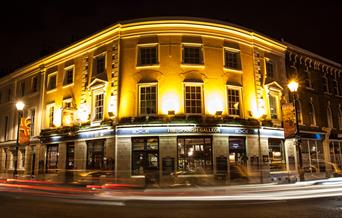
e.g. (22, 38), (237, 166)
(0, 18), (338, 185)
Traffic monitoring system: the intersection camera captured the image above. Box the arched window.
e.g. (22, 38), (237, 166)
(327, 105), (333, 128)
(322, 74), (329, 93)
(297, 100), (303, 124)
(308, 101), (316, 126)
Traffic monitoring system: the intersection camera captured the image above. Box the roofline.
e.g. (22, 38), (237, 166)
(284, 41), (342, 68)
(1, 17), (288, 83)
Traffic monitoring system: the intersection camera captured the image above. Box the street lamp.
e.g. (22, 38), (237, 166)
(14, 101), (25, 177)
(287, 80), (304, 181)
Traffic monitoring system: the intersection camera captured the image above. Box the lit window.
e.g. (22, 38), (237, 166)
(66, 142), (75, 169)
(93, 55), (105, 75)
(182, 45), (203, 64)
(47, 105), (54, 128)
(224, 49), (241, 70)
(269, 139), (286, 172)
(63, 67), (74, 86)
(94, 93), (104, 121)
(185, 84), (202, 114)
(177, 137), (212, 174)
(46, 145), (58, 170)
(138, 46), (158, 66)
(132, 137), (159, 176)
(139, 84), (157, 115)
(47, 73), (57, 91)
(31, 76), (38, 92)
(269, 95), (278, 119)
(227, 87), (241, 117)
(266, 60), (274, 78)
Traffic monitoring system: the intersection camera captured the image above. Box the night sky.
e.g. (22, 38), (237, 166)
(0, 1), (341, 78)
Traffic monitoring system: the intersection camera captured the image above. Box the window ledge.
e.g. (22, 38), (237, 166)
(223, 67), (242, 73)
(63, 83), (74, 88)
(305, 87), (315, 91)
(46, 89), (57, 94)
(181, 64), (205, 68)
(136, 64), (160, 69)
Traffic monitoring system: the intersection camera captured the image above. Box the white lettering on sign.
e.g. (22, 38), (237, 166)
(168, 127), (220, 133)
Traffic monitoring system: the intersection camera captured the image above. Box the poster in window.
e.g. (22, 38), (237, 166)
(282, 103), (296, 138)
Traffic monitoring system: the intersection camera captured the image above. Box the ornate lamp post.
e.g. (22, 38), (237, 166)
(287, 81), (304, 181)
(14, 101), (25, 177)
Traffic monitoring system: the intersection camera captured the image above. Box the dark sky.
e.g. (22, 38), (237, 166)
(0, 1), (341, 77)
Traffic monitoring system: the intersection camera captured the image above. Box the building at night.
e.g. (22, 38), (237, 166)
(285, 43), (342, 180)
(0, 18), (339, 186)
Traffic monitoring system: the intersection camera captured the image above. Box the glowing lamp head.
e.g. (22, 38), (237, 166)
(16, 101), (25, 111)
(287, 80), (299, 92)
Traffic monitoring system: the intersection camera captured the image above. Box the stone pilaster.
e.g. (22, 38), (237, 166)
(74, 141), (87, 171)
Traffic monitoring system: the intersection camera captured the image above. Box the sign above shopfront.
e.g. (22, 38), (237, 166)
(117, 126), (284, 138)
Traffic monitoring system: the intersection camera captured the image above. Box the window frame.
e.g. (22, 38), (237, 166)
(31, 75), (38, 93)
(184, 82), (204, 115)
(327, 104), (334, 128)
(265, 58), (274, 78)
(93, 53), (106, 76)
(46, 103), (55, 128)
(181, 43), (204, 66)
(223, 47), (242, 71)
(137, 43), (159, 67)
(226, 85), (243, 118)
(63, 65), (75, 87)
(322, 74), (329, 94)
(93, 92), (104, 121)
(46, 72), (57, 92)
(138, 82), (158, 116)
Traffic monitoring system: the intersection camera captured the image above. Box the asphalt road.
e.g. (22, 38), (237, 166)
(1, 191), (342, 218)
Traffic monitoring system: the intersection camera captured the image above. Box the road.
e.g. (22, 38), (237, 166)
(1, 191), (342, 218)
(1, 178), (342, 217)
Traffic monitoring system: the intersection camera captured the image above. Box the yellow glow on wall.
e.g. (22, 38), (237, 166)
(53, 108), (62, 127)
(206, 93), (224, 115)
(78, 103), (89, 122)
(63, 113), (72, 126)
(108, 95), (117, 116)
(162, 92), (180, 115)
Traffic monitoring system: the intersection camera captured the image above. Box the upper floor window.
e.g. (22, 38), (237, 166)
(338, 106), (342, 130)
(29, 109), (35, 137)
(93, 55), (105, 75)
(266, 60), (274, 78)
(31, 76), (38, 93)
(304, 69), (312, 88)
(224, 49), (241, 70)
(182, 45), (203, 65)
(7, 87), (11, 102)
(185, 83), (202, 114)
(47, 73), (57, 91)
(327, 104), (334, 128)
(19, 81), (25, 97)
(322, 74), (329, 93)
(63, 67), (74, 86)
(269, 95), (278, 119)
(297, 100), (303, 124)
(227, 86), (241, 117)
(137, 45), (158, 66)
(308, 101), (316, 126)
(139, 84), (157, 116)
(47, 104), (55, 128)
(4, 116), (8, 141)
(94, 93), (104, 121)
(333, 77), (339, 96)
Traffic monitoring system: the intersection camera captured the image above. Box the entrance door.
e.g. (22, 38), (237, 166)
(229, 137), (247, 182)
(132, 137), (159, 184)
(87, 140), (105, 170)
